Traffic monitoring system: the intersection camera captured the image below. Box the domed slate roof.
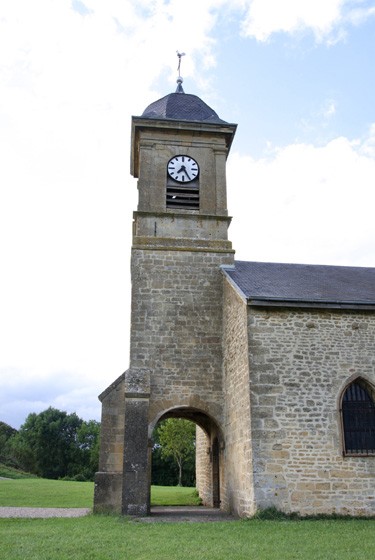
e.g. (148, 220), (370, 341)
(141, 91), (227, 124)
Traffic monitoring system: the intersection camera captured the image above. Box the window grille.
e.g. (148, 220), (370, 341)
(342, 380), (375, 455)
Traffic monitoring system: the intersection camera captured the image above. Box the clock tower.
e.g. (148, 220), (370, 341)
(94, 77), (237, 515)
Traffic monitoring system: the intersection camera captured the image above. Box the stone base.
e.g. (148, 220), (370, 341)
(93, 472), (123, 514)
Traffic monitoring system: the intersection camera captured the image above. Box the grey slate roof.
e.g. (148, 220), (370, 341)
(222, 261), (375, 309)
(141, 92), (227, 124)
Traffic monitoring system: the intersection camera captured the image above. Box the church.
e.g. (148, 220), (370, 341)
(94, 76), (375, 518)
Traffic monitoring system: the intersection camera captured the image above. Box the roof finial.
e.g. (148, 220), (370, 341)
(176, 51), (185, 93)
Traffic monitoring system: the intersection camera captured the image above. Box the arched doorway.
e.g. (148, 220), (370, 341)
(150, 407), (223, 509)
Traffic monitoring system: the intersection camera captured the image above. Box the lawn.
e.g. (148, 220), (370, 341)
(1, 515), (375, 560)
(0, 478), (200, 508)
(0, 477), (94, 508)
(1, 478), (375, 560)
(151, 485), (201, 506)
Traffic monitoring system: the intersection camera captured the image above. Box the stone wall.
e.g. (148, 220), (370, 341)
(94, 373), (125, 513)
(95, 219), (234, 513)
(196, 426), (212, 505)
(248, 306), (375, 516)
(222, 280), (255, 516)
(97, 373), (125, 473)
(131, 247), (233, 426)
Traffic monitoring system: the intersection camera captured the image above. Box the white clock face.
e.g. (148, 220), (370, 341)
(167, 155), (199, 183)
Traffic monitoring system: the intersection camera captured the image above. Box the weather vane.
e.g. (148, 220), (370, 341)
(177, 51), (185, 79)
(176, 51), (186, 93)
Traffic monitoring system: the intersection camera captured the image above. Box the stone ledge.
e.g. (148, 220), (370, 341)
(133, 237), (234, 253)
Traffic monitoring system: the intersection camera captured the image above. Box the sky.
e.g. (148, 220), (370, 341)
(1, 0), (375, 429)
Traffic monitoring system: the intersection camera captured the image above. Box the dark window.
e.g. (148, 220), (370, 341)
(342, 380), (375, 455)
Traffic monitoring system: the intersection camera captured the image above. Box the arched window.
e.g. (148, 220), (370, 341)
(341, 379), (375, 456)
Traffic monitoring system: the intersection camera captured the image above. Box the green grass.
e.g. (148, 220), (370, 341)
(1, 515), (375, 560)
(0, 478), (94, 508)
(1, 479), (375, 560)
(151, 485), (201, 506)
(0, 478), (200, 508)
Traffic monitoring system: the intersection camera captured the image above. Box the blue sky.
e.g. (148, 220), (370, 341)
(1, 0), (375, 429)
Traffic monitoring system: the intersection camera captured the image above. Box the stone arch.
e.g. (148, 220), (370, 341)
(150, 406), (224, 508)
(337, 373), (375, 406)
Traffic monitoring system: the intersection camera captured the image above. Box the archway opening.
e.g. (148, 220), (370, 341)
(152, 417), (196, 488)
(150, 407), (223, 508)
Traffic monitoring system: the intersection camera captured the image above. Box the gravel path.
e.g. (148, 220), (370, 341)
(0, 506), (235, 521)
(136, 506), (236, 523)
(0, 507), (91, 518)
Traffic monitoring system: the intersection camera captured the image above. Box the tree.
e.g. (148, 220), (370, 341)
(11, 407), (82, 478)
(77, 419), (100, 480)
(0, 421), (18, 465)
(156, 418), (196, 486)
(151, 443), (179, 486)
(10, 408), (100, 480)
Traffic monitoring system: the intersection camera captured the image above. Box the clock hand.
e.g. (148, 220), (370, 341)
(177, 165), (191, 179)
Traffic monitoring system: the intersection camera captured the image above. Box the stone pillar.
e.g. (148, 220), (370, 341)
(122, 369), (150, 516)
(212, 437), (220, 508)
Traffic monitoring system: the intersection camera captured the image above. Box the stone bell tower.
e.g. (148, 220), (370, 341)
(94, 76), (237, 515)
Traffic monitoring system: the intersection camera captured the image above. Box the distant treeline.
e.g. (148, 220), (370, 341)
(1, 409), (196, 486)
(0, 408), (100, 481)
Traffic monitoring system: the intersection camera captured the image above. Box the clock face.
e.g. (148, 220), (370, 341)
(167, 155), (199, 183)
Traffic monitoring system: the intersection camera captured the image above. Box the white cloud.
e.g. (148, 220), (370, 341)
(239, 0), (375, 43)
(228, 129), (375, 266)
(240, 0), (342, 41)
(0, 367), (102, 428)
(359, 123), (375, 158)
(346, 3), (375, 26)
(321, 99), (337, 119)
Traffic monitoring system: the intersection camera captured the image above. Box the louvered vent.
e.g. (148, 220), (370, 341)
(166, 184), (199, 210)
